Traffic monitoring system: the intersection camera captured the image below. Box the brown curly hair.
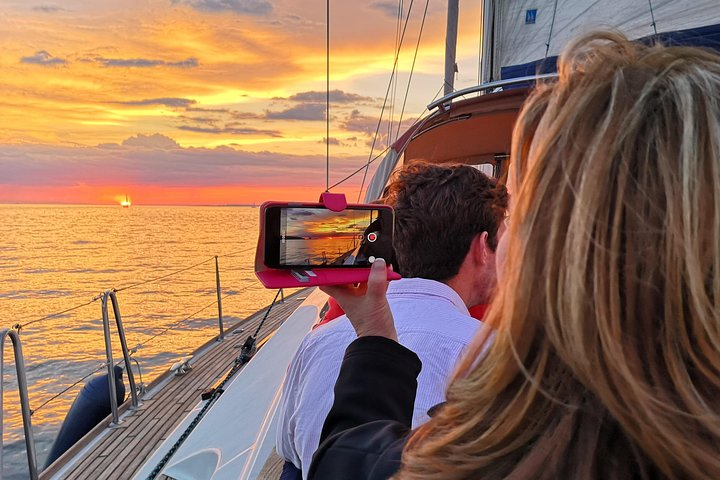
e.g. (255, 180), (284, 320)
(382, 161), (508, 281)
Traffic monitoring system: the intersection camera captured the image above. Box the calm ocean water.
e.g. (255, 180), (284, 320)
(1, 205), (286, 478)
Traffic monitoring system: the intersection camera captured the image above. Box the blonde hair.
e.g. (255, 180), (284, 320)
(398, 32), (720, 479)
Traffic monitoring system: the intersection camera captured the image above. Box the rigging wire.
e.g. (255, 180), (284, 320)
(325, 0), (330, 191)
(648, 0), (658, 36)
(394, 0), (430, 142)
(544, 0), (560, 59)
(478, 0), (483, 86)
(334, 83), (443, 195)
(389, 0), (403, 146)
(355, 0), (416, 201)
(329, 147), (391, 191)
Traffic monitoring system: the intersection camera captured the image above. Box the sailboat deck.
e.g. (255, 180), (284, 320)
(41, 289), (311, 480)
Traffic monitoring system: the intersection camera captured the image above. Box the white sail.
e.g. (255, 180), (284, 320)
(490, 0), (720, 80)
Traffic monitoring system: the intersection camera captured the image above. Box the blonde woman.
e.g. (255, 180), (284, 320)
(311, 32), (720, 480)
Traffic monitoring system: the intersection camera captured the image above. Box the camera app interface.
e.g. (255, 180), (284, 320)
(279, 208), (386, 266)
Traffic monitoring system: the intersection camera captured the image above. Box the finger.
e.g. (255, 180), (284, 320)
(367, 258), (389, 296)
(320, 284), (352, 300)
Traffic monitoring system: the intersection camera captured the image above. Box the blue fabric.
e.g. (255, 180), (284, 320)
(500, 22), (720, 81)
(280, 461), (303, 480)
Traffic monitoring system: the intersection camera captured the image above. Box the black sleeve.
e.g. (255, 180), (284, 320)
(308, 336), (422, 480)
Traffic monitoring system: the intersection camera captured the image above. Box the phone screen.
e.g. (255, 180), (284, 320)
(265, 206), (393, 268)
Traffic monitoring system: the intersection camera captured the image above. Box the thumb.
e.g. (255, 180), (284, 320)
(367, 258), (389, 296)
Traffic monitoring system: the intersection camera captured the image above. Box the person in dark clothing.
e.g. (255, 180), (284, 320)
(310, 33), (720, 480)
(308, 333), (418, 480)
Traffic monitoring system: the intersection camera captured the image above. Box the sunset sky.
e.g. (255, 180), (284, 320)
(0, 0), (486, 205)
(285, 207), (374, 238)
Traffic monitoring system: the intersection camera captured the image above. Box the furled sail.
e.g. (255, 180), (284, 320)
(487, 0), (720, 81)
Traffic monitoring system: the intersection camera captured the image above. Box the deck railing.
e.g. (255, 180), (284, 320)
(2, 248), (282, 479)
(0, 328), (39, 479)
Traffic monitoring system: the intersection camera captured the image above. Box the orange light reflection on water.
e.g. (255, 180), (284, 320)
(1, 205), (297, 473)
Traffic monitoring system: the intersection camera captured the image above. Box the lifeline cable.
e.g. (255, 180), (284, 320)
(114, 257), (215, 293)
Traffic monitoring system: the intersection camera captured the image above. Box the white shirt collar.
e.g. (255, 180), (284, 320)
(387, 277), (470, 316)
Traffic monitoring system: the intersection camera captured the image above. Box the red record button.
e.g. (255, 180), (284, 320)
(367, 232), (378, 243)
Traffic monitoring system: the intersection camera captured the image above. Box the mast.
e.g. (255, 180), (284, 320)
(444, 0), (459, 95)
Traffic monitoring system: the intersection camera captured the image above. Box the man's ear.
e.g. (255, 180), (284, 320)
(471, 232), (489, 265)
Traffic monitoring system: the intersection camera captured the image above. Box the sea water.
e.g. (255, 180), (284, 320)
(1, 205), (284, 478)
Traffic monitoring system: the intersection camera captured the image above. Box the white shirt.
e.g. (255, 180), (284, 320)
(276, 278), (482, 478)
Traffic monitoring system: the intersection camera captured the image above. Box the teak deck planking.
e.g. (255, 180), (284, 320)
(42, 289), (310, 480)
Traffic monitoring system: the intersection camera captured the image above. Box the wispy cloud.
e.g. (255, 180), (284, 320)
(20, 51), (66, 66)
(285, 90), (376, 104)
(93, 57), (198, 68)
(369, 1), (399, 18)
(121, 133), (180, 149)
(266, 103), (326, 121)
(119, 98), (197, 108)
(178, 125), (282, 137)
(172, 0), (273, 15)
(0, 140), (367, 188)
(32, 5), (66, 13)
(341, 109), (384, 135)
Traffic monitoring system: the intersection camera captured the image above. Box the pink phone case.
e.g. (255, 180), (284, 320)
(256, 267), (401, 289)
(254, 194), (401, 289)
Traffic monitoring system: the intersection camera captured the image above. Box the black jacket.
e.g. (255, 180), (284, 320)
(308, 336), (422, 480)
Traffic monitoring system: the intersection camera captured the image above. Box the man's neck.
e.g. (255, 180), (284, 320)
(443, 276), (476, 308)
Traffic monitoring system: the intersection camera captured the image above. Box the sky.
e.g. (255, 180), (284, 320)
(285, 207), (374, 238)
(0, 0), (486, 205)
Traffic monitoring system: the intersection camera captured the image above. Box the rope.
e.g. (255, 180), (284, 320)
(355, 0), (416, 201)
(145, 289), (284, 480)
(648, 0), (658, 36)
(114, 257), (215, 293)
(250, 289), (282, 339)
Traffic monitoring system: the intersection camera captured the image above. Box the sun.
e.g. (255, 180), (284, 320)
(118, 194), (132, 207)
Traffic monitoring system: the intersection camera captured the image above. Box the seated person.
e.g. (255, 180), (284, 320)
(276, 161), (508, 478)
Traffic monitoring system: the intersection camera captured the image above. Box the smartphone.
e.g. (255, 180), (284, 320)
(263, 204), (394, 269)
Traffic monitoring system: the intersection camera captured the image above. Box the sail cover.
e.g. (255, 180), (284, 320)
(491, 0), (720, 80)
